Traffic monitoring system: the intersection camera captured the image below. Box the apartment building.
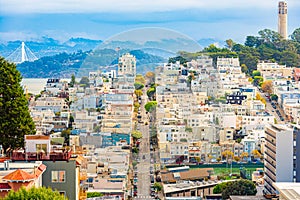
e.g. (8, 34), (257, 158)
(118, 53), (136, 77)
(33, 97), (69, 113)
(264, 124), (300, 194)
(257, 61), (293, 78)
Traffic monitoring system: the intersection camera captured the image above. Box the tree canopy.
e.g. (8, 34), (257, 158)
(173, 28), (300, 74)
(0, 57), (35, 152)
(134, 82), (144, 90)
(79, 76), (90, 87)
(146, 87), (156, 100)
(132, 130), (142, 140)
(4, 187), (67, 200)
(135, 74), (146, 84)
(213, 179), (257, 199)
(70, 74), (76, 87)
(144, 101), (157, 113)
(134, 89), (143, 98)
(261, 80), (273, 94)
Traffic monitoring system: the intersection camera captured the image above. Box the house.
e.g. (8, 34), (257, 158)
(0, 161), (46, 198)
(226, 92), (247, 105)
(42, 156), (87, 200)
(88, 178), (126, 199)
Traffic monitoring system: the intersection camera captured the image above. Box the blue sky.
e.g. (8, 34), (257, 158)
(0, 0), (299, 43)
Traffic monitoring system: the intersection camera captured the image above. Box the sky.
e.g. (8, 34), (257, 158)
(0, 0), (299, 43)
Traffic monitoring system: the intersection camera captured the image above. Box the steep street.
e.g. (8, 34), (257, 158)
(135, 87), (151, 199)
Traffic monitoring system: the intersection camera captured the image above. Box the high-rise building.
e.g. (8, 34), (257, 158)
(118, 53), (136, 77)
(278, 1), (288, 39)
(264, 124), (300, 194)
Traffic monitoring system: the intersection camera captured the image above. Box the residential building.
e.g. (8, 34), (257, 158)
(263, 124), (300, 194)
(42, 156), (87, 200)
(226, 91), (247, 105)
(118, 53), (136, 77)
(33, 97), (69, 113)
(257, 61), (292, 78)
(0, 161), (46, 198)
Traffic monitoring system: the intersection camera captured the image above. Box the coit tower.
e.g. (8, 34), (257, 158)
(278, 1), (288, 39)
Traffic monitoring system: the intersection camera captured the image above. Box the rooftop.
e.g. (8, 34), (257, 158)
(2, 169), (35, 182)
(273, 182), (300, 200)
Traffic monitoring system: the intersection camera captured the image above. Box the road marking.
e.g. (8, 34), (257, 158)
(134, 196), (155, 199)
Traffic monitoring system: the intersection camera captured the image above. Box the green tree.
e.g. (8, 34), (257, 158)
(241, 64), (248, 73)
(132, 130), (142, 140)
(252, 70), (261, 77)
(135, 74), (146, 84)
(144, 101), (157, 112)
(153, 182), (163, 191)
(0, 58), (36, 152)
(168, 56), (187, 64)
(79, 76), (90, 87)
(279, 50), (300, 67)
(213, 182), (228, 194)
(270, 94), (278, 101)
(146, 87), (156, 99)
(225, 39), (235, 50)
(214, 179), (257, 199)
(87, 192), (103, 198)
(134, 82), (144, 90)
(61, 129), (71, 144)
(253, 76), (263, 86)
(291, 28), (300, 43)
(258, 29), (282, 44)
(70, 74), (76, 87)
(245, 36), (261, 47)
(134, 89), (143, 98)
(4, 187), (67, 200)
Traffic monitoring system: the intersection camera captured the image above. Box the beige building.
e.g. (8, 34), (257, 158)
(118, 53), (136, 77)
(257, 61), (292, 78)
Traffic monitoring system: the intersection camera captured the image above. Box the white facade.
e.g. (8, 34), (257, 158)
(118, 53), (136, 77)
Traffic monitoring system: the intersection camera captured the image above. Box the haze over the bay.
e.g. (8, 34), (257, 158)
(0, 0), (300, 42)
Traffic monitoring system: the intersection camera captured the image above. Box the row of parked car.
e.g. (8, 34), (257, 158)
(271, 102), (284, 121)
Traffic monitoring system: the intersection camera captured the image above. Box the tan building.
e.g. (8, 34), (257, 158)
(118, 53), (136, 77)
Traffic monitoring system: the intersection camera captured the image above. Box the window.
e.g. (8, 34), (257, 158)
(59, 191), (66, 197)
(36, 144), (47, 153)
(52, 171), (66, 183)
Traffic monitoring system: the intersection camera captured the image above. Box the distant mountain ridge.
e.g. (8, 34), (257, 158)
(1, 36), (224, 78)
(17, 49), (165, 78)
(0, 37), (103, 59)
(0, 36), (223, 60)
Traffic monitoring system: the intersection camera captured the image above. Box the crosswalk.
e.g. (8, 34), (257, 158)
(133, 196), (155, 199)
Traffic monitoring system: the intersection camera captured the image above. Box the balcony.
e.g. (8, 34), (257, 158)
(11, 149), (72, 161)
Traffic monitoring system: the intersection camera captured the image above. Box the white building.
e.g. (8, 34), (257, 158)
(118, 53), (136, 77)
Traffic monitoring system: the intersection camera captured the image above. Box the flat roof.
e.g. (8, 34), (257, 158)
(273, 182), (300, 199)
(163, 180), (225, 194)
(230, 196), (267, 200)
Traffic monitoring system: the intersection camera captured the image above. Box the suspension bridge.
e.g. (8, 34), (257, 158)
(6, 42), (38, 64)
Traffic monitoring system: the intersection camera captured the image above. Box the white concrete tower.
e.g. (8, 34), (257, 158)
(278, 1), (288, 39)
(118, 53), (136, 77)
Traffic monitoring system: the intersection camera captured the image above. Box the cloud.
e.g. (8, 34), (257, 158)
(1, 0), (300, 14)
